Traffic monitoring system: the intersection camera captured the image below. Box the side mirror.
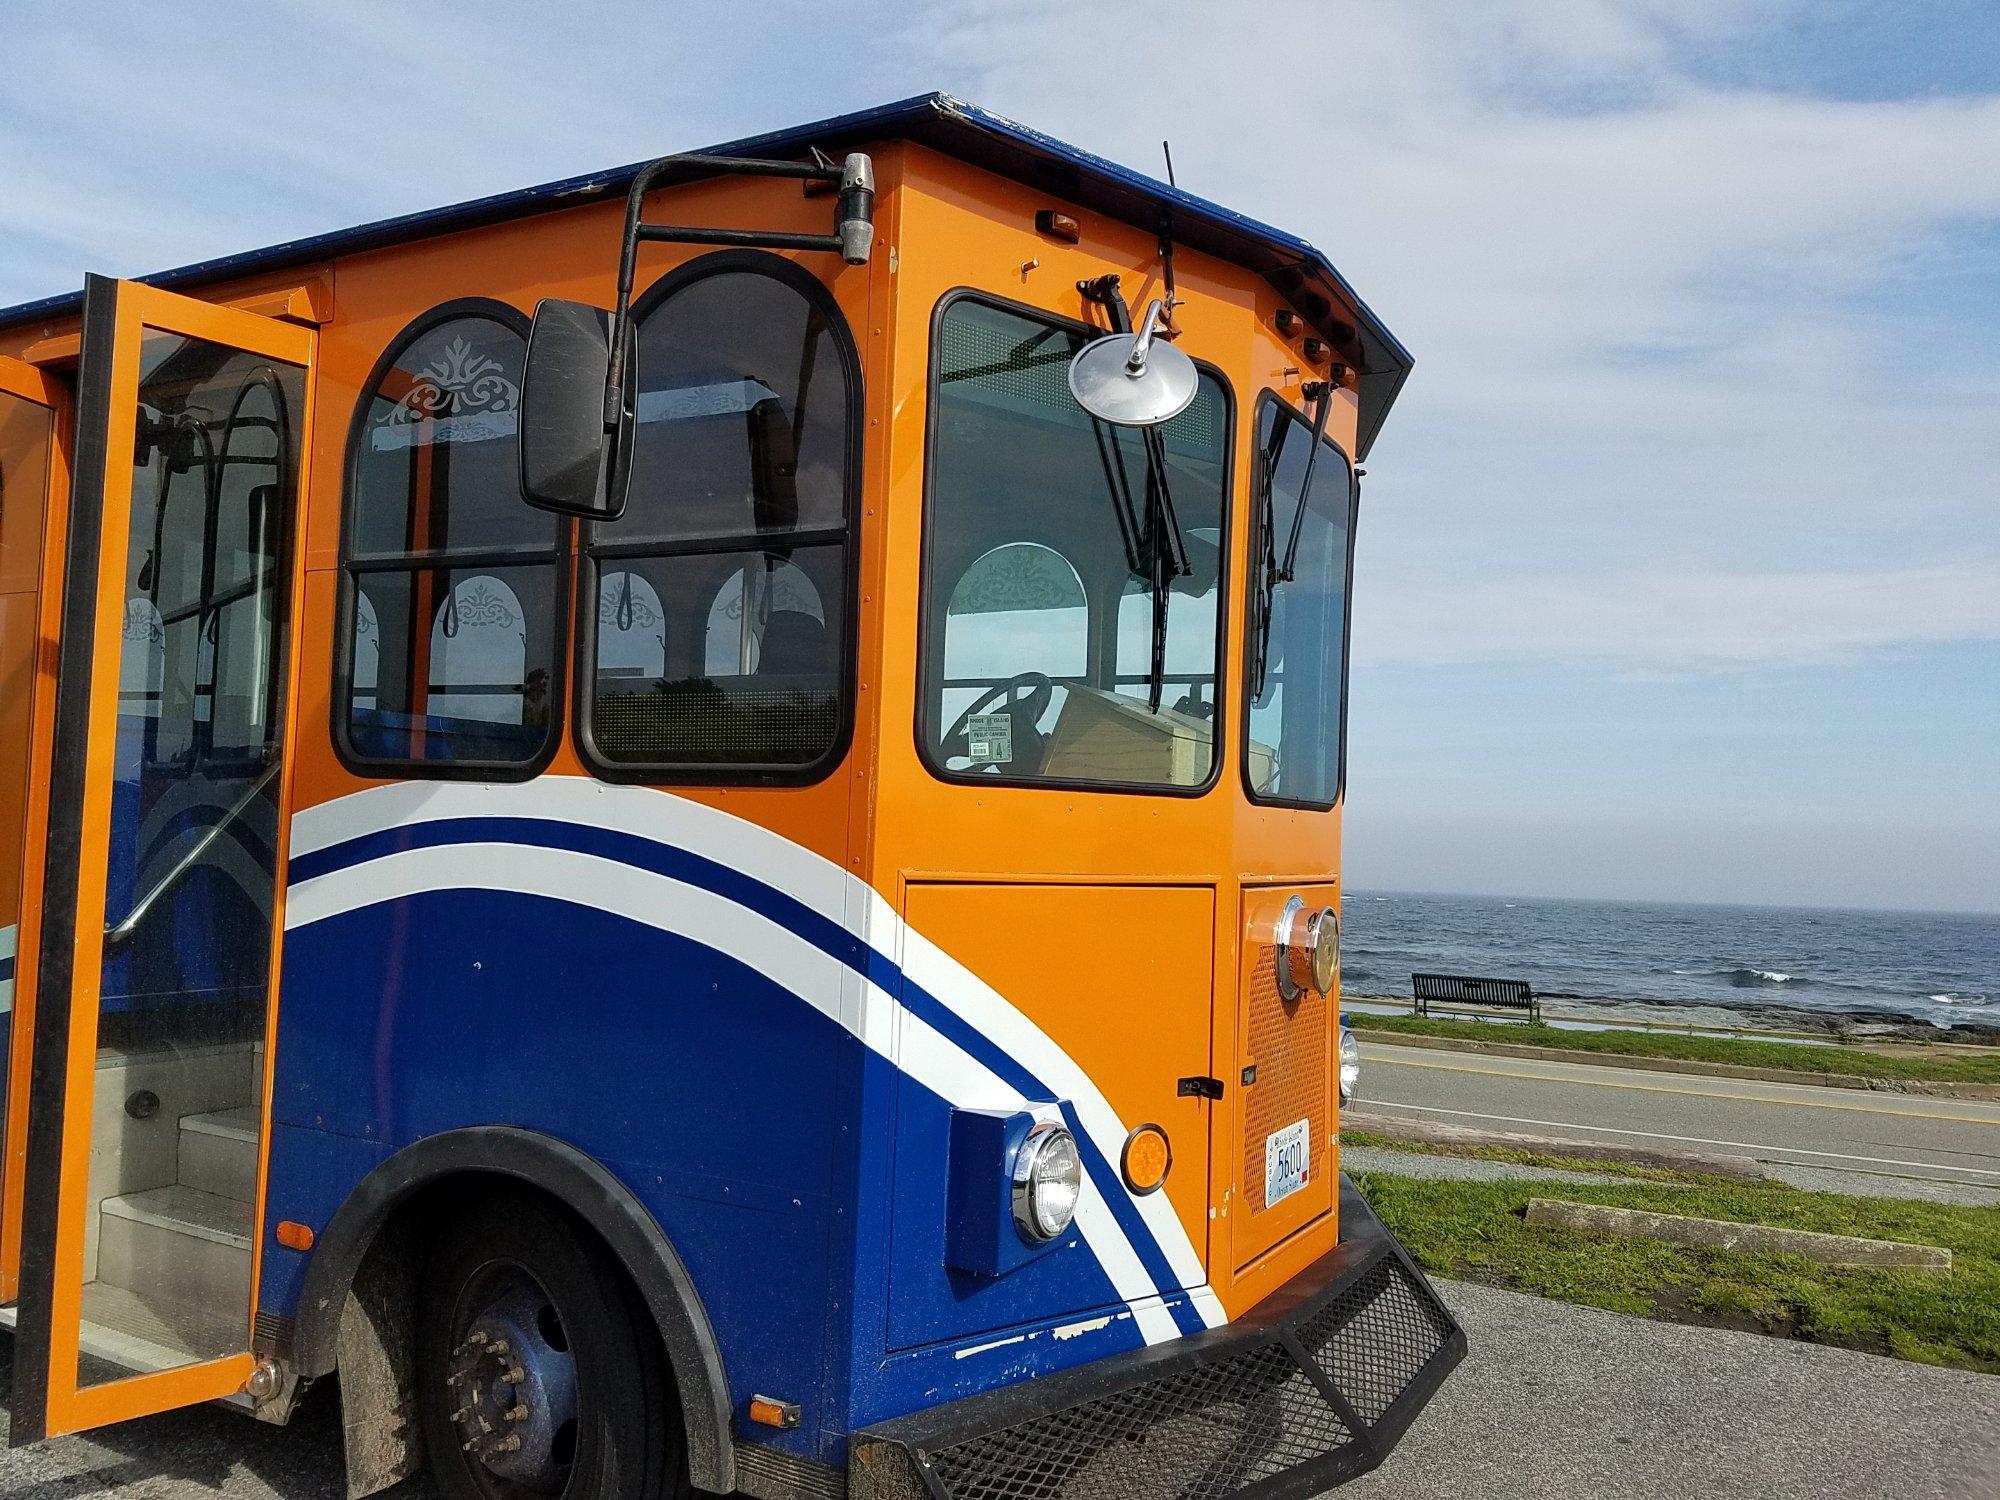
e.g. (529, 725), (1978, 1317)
(519, 298), (634, 521)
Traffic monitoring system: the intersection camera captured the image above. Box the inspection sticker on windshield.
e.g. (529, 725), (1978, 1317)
(966, 713), (1013, 763)
(1265, 1119), (1311, 1207)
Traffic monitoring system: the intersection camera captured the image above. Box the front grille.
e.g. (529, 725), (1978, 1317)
(1303, 1257), (1455, 1426)
(925, 1341), (1351, 1500)
(853, 1204), (1462, 1500)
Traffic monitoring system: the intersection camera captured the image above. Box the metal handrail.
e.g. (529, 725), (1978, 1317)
(104, 758), (280, 944)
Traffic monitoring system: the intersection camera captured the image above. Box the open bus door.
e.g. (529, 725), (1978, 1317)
(0, 354), (68, 1311)
(9, 277), (313, 1441)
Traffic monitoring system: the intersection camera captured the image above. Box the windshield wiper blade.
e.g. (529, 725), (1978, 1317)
(1277, 381), (1333, 583)
(1076, 276), (1192, 711)
(1142, 427), (1192, 712)
(1252, 380), (1329, 699)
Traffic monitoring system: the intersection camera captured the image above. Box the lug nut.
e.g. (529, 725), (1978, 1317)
(488, 1435), (522, 1455)
(504, 1405), (529, 1423)
(501, 1366), (525, 1385)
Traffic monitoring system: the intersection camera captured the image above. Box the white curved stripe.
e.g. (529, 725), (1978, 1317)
(291, 781), (1220, 1331)
(286, 840), (1186, 1344)
(902, 932), (1218, 1320)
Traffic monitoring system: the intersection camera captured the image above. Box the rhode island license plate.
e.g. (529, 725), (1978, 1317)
(1264, 1118), (1311, 1207)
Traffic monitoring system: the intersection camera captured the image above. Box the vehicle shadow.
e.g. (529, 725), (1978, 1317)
(0, 1329), (434, 1499)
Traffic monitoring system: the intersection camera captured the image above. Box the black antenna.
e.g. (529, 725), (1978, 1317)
(1156, 142), (1182, 336)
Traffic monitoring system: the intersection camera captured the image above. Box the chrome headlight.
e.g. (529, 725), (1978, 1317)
(1339, 1026), (1361, 1104)
(1012, 1122), (1083, 1243)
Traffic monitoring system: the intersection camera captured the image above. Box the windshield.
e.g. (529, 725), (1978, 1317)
(1246, 395), (1354, 806)
(920, 297), (1231, 790)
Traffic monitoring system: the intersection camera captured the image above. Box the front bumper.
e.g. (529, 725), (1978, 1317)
(851, 1176), (1464, 1499)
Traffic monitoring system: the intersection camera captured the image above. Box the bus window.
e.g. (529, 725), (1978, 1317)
(1244, 395), (1354, 806)
(337, 302), (562, 774)
(920, 296), (1231, 791)
(579, 254), (857, 778)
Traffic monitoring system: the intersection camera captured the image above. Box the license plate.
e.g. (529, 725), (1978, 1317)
(1264, 1118), (1311, 1207)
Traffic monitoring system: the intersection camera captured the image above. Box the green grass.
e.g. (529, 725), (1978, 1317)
(1347, 1012), (2000, 1085)
(1352, 1163), (2000, 1372)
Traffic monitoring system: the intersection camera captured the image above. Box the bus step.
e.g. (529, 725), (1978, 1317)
(96, 1184), (251, 1315)
(177, 1106), (259, 1201)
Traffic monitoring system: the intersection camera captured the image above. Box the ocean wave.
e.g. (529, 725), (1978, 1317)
(1931, 992), (1993, 1007)
(1724, 967), (1798, 987)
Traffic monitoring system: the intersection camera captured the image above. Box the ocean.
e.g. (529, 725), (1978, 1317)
(1339, 890), (2000, 1033)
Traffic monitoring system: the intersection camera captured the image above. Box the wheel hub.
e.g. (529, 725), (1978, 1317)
(446, 1271), (579, 1494)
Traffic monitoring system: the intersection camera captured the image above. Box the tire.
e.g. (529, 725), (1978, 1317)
(416, 1191), (689, 1500)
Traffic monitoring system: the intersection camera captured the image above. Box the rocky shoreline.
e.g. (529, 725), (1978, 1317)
(1352, 990), (2000, 1045)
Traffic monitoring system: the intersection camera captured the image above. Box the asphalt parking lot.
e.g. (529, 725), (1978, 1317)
(3, 1278), (1996, 1498)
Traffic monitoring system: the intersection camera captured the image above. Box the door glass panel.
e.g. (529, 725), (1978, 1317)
(0, 389), (55, 1267)
(78, 335), (301, 1382)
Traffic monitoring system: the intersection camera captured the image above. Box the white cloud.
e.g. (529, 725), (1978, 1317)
(905, 0), (2000, 616)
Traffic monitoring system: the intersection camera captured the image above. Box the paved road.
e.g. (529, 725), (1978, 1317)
(5, 1280), (1997, 1498)
(1356, 1039), (2000, 1203)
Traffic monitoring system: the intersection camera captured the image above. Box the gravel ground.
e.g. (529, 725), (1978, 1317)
(4, 1280), (1997, 1498)
(1759, 1162), (2000, 1207)
(1339, 1143), (1624, 1187)
(1345, 1139), (2000, 1206)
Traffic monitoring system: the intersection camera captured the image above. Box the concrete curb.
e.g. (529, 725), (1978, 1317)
(1352, 1027), (2000, 1100)
(1342, 1110), (1767, 1181)
(1524, 1197), (1953, 1272)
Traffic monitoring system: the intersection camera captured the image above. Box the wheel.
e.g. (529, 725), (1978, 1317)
(416, 1192), (688, 1500)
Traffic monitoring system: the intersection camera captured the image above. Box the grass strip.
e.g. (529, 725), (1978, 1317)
(1352, 1164), (2000, 1372)
(1347, 1012), (2000, 1085)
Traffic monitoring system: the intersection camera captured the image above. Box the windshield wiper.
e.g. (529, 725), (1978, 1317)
(1252, 380), (1331, 698)
(1078, 276), (1192, 711)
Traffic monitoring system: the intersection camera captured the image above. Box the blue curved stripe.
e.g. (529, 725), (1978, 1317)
(290, 815), (1208, 1335)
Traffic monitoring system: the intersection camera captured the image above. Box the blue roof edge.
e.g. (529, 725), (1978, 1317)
(0, 92), (1412, 456)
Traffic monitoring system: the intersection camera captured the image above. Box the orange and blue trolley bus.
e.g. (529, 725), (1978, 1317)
(0, 94), (1461, 1499)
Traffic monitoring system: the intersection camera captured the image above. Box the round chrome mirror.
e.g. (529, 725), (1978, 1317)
(1067, 299), (1199, 428)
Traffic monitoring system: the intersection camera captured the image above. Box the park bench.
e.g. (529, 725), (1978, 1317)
(1412, 972), (1541, 1023)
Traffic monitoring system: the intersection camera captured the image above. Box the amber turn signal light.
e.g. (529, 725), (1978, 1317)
(275, 1220), (316, 1252)
(1121, 1124), (1173, 1196)
(749, 1395), (801, 1429)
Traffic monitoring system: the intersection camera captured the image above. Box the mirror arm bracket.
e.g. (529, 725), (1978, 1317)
(602, 151), (875, 428)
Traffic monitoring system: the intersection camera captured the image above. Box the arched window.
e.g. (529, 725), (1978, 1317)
(579, 253), (858, 777)
(599, 570), (668, 681)
(702, 558), (826, 677)
(337, 301), (563, 772)
(937, 543), (1087, 771)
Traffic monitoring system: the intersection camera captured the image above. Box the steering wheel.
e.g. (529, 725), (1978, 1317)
(941, 672), (1055, 772)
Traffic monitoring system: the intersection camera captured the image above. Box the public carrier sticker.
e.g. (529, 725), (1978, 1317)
(1264, 1118), (1311, 1207)
(965, 712), (1013, 763)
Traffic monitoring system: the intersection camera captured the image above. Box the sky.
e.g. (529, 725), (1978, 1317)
(1, 0), (1995, 913)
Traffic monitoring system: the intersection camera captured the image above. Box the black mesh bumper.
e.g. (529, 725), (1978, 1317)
(850, 1177), (1463, 1500)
